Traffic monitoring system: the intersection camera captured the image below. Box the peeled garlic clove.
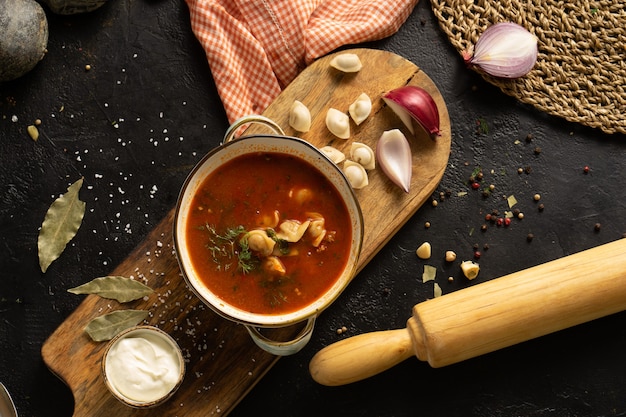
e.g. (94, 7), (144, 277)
(320, 146), (346, 164)
(350, 142), (375, 170)
(343, 160), (368, 189)
(329, 53), (362, 73)
(289, 100), (311, 132)
(326, 108), (350, 139)
(348, 93), (372, 125)
(376, 129), (412, 193)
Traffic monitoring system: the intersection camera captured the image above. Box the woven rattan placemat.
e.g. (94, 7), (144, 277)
(431, 0), (625, 134)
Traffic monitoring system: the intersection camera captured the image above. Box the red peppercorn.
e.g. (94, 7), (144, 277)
(504, 218), (512, 227)
(471, 181), (480, 190)
(496, 218), (504, 226)
(474, 251), (481, 259)
(583, 166), (590, 174)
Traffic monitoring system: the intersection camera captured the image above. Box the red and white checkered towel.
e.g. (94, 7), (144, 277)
(186, 0), (419, 123)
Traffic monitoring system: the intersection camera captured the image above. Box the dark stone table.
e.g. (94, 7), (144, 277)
(1, 0), (625, 416)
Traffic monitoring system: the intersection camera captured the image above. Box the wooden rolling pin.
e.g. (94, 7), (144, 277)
(309, 238), (626, 386)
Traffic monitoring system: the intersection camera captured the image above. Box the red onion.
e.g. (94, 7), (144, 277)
(465, 22), (538, 79)
(382, 86), (440, 139)
(376, 129), (412, 193)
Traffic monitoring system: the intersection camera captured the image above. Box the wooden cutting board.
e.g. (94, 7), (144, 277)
(41, 48), (451, 416)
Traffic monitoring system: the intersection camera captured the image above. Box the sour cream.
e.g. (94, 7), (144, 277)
(104, 327), (183, 404)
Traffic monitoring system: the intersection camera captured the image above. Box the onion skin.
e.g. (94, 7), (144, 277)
(466, 22), (538, 79)
(376, 129), (412, 193)
(382, 86), (440, 139)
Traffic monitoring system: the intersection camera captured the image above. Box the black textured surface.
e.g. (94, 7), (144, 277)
(1, 1), (626, 416)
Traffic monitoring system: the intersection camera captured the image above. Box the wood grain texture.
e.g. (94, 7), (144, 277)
(309, 238), (626, 386)
(41, 48), (451, 416)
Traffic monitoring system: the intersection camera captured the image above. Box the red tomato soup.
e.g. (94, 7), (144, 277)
(185, 152), (353, 315)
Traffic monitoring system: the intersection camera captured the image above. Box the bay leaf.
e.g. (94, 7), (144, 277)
(38, 178), (86, 273)
(68, 276), (153, 303)
(84, 309), (149, 342)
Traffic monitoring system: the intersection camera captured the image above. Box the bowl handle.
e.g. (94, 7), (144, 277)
(245, 317), (316, 356)
(223, 115), (285, 143)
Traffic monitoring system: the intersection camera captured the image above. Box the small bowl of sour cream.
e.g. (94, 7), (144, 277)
(101, 326), (185, 408)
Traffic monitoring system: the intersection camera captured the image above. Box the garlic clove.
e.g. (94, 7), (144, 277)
(376, 129), (412, 193)
(320, 145), (346, 164)
(348, 93), (372, 125)
(343, 160), (369, 189)
(325, 108), (350, 139)
(329, 53), (362, 73)
(289, 100), (312, 132)
(350, 142), (375, 170)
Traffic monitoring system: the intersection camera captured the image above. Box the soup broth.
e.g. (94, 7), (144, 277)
(185, 152), (353, 315)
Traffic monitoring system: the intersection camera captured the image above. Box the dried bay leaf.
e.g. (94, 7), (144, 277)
(68, 276), (153, 303)
(38, 178), (86, 273)
(84, 309), (149, 342)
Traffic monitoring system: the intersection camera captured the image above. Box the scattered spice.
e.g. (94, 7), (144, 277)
(476, 118), (489, 134)
(527, 233), (534, 242)
(27, 124), (39, 141)
(533, 147), (542, 155)
(416, 242), (432, 260)
(336, 326), (348, 335)
(445, 251), (456, 262)
(533, 193), (541, 201)
(434, 283), (442, 298)
(594, 223), (601, 232)
(538, 203), (545, 211)
(583, 165), (590, 174)
(424, 221), (431, 229)
(422, 265), (437, 282)
(460, 260), (480, 280)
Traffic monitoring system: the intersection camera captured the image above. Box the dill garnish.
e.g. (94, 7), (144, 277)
(204, 224), (256, 274)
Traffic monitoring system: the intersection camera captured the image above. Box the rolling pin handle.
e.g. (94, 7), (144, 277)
(309, 328), (414, 386)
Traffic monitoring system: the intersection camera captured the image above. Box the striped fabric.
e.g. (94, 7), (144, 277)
(186, 0), (418, 123)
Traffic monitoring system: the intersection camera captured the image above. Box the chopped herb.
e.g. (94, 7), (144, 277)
(476, 118), (489, 134)
(203, 224), (256, 274)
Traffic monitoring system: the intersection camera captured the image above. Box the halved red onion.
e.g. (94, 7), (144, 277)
(382, 86), (440, 139)
(466, 22), (538, 79)
(376, 129), (412, 193)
